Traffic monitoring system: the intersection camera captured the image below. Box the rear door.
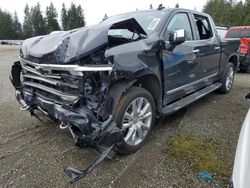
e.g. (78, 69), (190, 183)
(161, 11), (201, 104)
(191, 14), (221, 78)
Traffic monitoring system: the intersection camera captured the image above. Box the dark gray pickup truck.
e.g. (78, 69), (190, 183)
(10, 8), (239, 182)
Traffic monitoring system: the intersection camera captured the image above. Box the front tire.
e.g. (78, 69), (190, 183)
(218, 62), (235, 94)
(114, 87), (156, 155)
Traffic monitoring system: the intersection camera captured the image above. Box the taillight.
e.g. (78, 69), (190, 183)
(240, 38), (250, 55)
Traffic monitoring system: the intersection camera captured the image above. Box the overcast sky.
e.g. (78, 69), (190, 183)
(0, 0), (207, 25)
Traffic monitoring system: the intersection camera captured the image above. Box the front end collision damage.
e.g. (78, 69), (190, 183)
(10, 61), (125, 182)
(10, 18), (164, 183)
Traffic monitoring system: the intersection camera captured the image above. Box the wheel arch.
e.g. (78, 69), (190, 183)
(108, 73), (162, 116)
(228, 54), (239, 71)
(132, 74), (162, 115)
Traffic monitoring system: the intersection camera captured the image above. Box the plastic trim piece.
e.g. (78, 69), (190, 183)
(20, 58), (113, 72)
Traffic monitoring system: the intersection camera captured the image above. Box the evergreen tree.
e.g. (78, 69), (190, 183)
(244, 0), (250, 25)
(23, 4), (33, 38)
(61, 3), (68, 30)
(175, 3), (180, 8)
(0, 9), (15, 39)
(13, 11), (22, 39)
(46, 2), (60, 33)
(203, 0), (247, 27)
(203, 0), (232, 26)
(76, 5), (85, 27)
(31, 3), (47, 35)
(231, 1), (244, 26)
(61, 3), (86, 30)
(67, 3), (77, 29)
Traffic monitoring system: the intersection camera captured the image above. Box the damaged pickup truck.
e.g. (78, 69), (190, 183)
(10, 8), (239, 182)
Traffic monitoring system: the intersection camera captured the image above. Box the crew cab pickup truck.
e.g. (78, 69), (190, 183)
(10, 8), (239, 182)
(225, 26), (250, 72)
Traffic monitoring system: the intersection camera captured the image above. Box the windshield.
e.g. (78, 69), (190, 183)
(103, 11), (166, 35)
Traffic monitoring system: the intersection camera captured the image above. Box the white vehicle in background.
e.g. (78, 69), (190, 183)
(216, 26), (227, 38)
(232, 93), (250, 188)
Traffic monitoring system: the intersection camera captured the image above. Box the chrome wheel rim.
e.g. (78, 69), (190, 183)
(122, 97), (152, 146)
(226, 67), (234, 90)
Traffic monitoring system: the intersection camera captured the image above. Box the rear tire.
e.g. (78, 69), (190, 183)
(113, 86), (156, 155)
(218, 62), (235, 94)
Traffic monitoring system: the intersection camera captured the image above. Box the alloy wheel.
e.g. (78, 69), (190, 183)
(121, 97), (153, 146)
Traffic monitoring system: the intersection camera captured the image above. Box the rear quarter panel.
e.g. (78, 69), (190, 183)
(219, 38), (240, 74)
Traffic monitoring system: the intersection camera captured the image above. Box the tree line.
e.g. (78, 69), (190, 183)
(203, 0), (250, 27)
(0, 2), (85, 40)
(1, 1), (250, 40)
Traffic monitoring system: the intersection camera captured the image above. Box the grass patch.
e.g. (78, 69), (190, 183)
(169, 135), (231, 177)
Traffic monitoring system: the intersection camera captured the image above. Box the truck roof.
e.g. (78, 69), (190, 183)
(229, 26), (250, 30)
(110, 8), (211, 19)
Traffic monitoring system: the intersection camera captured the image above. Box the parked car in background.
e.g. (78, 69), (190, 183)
(216, 26), (227, 38)
(0, 40), (22, 45)
(225, 26), (250, 72)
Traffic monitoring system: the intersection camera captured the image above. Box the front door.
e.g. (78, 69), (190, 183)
(161, 12), (200, 104)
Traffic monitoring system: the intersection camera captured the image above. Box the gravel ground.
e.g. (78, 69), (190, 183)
(0, 45), (249, 188)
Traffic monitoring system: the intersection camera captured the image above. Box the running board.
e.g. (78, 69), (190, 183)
(162, 83), (222, 115)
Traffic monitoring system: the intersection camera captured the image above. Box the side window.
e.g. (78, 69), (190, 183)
(164, 13), (193, 41)
(194, 14), (213, 40)
(108, 29), (139, 40)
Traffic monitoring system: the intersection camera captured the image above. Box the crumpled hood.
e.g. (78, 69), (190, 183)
(20, 18), (147, 64)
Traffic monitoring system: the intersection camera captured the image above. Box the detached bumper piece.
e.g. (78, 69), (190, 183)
(10, 61), (123, 183)
(64, 145), (114, 183)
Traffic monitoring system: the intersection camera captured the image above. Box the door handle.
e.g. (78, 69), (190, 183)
(214, 46), (220, 50)
(192, 49), (200, 53)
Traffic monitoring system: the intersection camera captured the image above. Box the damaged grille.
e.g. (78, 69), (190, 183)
(20, 58), (113, 105)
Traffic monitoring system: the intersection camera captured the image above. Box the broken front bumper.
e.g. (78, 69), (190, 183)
(15, 88), (121, 145)
(10, 60), (123, 182)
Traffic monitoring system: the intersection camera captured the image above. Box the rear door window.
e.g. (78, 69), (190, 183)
(194, 14), (213, 40)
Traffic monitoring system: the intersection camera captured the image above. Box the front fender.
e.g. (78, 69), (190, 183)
(108, 79), (137, 114)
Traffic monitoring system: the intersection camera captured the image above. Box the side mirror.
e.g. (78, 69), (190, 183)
(169, 29), (185, 45)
